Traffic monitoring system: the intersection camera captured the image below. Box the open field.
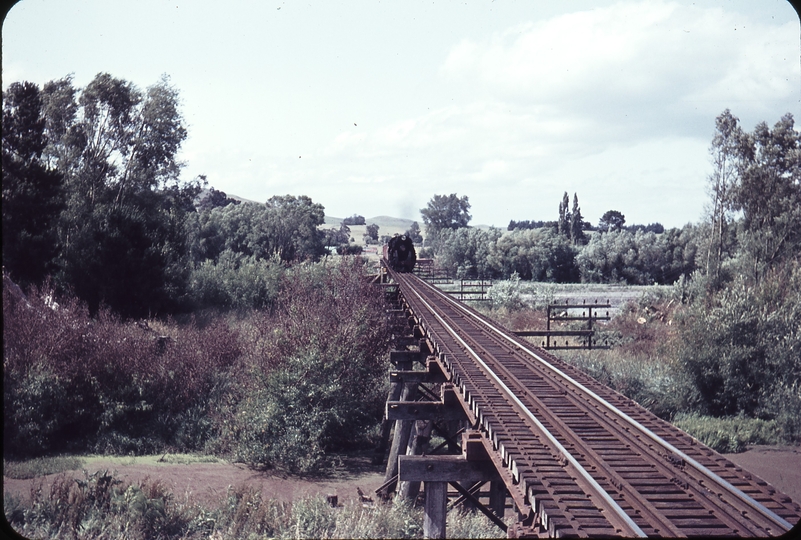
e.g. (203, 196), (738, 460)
(4, 452), (386, 510)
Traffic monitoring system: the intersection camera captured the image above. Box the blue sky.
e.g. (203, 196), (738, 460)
(3, 0), (799, 227)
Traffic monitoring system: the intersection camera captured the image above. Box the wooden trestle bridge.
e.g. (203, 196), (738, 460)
(373, 267), (801, 538)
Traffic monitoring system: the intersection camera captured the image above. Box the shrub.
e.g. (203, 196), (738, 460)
(676, 264), (801, 419)
(188, 251), (284, 310)
(673, 413), (784, 453)
(223, 258), (392, 473)
(3, 275), (241, 458)
(487, 272), (524, 311)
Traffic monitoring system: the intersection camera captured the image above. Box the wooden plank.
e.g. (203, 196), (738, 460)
(390, 350), (423, 365)
(424, 481), (447, 539)
(389, 370), (447, 384)
(399, 455), (501, 483)
(386, 401), (467, 421)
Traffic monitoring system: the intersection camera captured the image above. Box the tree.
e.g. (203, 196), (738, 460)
(599, 210), (625, 232)
(557, 192), (570, 236)
(2, 81), (65, 287)
(405, 221), (423, 243)
(195, 185), (240, 212)
(490, 228), (578, 282)
(705, 109), (745, 287)
(342, 214), (365, 226)
(35, 73), (197, 316)
(436, 227), (501, 279)
(364, 223), (379, 244)
(734, 113), (801, 279)
(569, 193), (586, 245)
(420, 193), (471, 235)
(264, 195), (326, 261)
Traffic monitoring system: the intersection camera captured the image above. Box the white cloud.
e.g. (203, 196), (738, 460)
(440, 0), (798, 136)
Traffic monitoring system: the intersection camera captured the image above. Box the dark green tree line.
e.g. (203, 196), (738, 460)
(2, 82), (65, 289)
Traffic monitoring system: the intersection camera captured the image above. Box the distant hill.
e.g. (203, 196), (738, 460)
(324, 215), (418, 229)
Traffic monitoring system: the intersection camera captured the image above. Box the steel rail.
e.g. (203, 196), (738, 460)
(408, 274), (795, 534)
(396, 272), (647, 537)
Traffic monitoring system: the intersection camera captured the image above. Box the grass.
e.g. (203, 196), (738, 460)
(4, 468), (503, 539)
(3, 455), (85, 479)
(82, 453), (221, 467)
(2, 453), (220, 480)
(673, 413), (784, 454)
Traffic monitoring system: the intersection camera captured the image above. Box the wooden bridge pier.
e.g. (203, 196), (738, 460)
(375, 291), (514, 537)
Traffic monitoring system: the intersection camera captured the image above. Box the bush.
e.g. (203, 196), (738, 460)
(188, 250), (284, 310)
(673, 413), (784, 453)
(676, 264), (801, 419)
(3, 276), (241, 458)
(487, 272), (524, 311)
(221, 258), (392, 473)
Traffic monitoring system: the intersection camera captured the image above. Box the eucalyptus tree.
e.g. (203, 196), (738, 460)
(734, 113), (801, 279)
(37, 72), (198, 316)
(705, 109), (745, 287)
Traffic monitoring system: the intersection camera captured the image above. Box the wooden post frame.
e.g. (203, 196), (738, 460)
(399, 455), (503, 538)
(424, 481), (447, 539)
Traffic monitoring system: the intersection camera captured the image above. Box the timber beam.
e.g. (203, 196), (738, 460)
(389, 350), (425, 366)
(389, 370), (447, 384)
(386, 401), (466, 422)
(398, 455), (501, 484)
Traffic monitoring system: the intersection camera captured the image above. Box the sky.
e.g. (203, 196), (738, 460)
(2, 0), (799, 228)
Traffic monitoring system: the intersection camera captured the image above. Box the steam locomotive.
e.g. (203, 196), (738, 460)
(383, 234), (417, 273)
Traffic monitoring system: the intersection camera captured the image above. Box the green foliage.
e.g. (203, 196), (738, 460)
(576, 226), (699, 285)
(3, 276), (241, 458)
(673, 413), (784, 453)
(337, 244), (364, 255)
(188, 251), (285, 310)
(364, 223), (380, 244)
(343, 214), (366, 225)
(420, 193), (471, 236)
(3, 456), (84, 480)
(187, 195), (326, 265)
(599, 210), (626, 232)
(2, 81), (65, 288)
(194, 186), (240, 212)
(226, 259), (391, 473)
(447, 508), (503, 539)
(490, 228), (578, 282)
(405, 221), (423, 244)
(677, 264), (801, 419)
(561, 348), (693, 421)
(4, 471), (502, 540)
(736, 114), (801, 269)
(435, 226), (502, 279)
(32, 73), (201, 318)
(487, 272), (524, 311)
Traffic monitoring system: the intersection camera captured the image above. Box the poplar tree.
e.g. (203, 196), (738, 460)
(570, 193), (586, 245)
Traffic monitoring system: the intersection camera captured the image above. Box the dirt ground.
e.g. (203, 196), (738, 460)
(4, 445), (800, 512)
(3, 454), (387, 510)
(723, 445), (801, 504)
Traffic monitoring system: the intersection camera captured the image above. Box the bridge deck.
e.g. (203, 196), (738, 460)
(387, 270), (801, 537)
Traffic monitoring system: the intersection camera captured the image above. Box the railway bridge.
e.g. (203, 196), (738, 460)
(374, 268), (801, 538)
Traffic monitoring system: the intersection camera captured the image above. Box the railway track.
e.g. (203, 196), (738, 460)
(390, 270), (800, 537)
